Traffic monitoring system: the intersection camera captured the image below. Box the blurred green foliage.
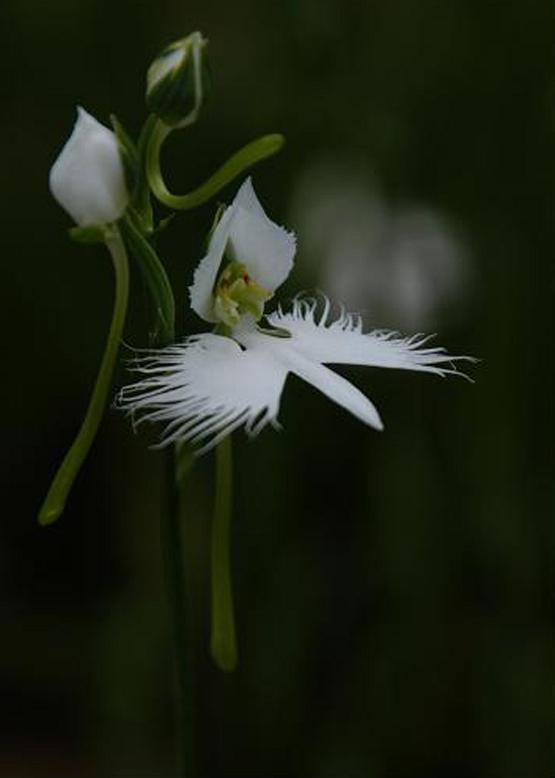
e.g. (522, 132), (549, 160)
(1, 0), (555, 776)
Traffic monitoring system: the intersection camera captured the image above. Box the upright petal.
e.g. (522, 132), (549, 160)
(189, 205), (235, 321)
(228, 178), (296, 292)
(268, 297), (470, 375)
(117, 333), (288, 454)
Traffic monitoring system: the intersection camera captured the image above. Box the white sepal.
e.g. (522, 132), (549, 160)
(189, 178), (296, 322)
(49, 107), (129, 227)
(189, 205), (236, 322)
(227, 178), (296, 292)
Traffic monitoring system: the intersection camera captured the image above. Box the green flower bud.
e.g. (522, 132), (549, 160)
(146, 32), (209, 128)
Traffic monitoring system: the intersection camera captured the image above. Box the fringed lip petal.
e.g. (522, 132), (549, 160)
(117, 333), (288, 453)
(234, 323), (384, 431)
(118, 297), (473, 453)
(267, 297), (475, 376)
(276, 348), (384, 431)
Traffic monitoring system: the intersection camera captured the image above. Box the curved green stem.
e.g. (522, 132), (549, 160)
(162, 445), (195, 776)
(210, 434), (237, 672)
(145, 116), (284, 210)
(134, 115), (159, 227)
(38, 226), (130, 526)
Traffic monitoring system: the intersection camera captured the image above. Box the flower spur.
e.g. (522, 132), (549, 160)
(117, 178), (471, 453)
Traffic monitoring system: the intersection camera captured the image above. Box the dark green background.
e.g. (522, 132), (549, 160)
(1, 1), (555, 776)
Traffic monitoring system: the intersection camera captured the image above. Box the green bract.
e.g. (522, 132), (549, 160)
(146, 31), (209, 128)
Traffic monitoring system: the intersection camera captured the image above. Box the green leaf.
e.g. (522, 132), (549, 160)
(112, 114), (153, 230)
(121, 212), (175, 346)
(110, 114), (139, 194)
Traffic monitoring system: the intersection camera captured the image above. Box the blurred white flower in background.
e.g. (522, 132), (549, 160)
(289, 159), (472, 331)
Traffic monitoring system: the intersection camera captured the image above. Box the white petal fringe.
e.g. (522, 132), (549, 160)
(116, 333), (287, 455)
(267, 295), (474, 377)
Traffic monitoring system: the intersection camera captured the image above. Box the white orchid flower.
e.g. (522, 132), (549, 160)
(189, 177), (296, 324)
(118, 178), (470, 454)
(49, 107), (129, 227)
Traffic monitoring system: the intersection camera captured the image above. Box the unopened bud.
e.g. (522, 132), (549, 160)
(146, 32), (209, 128)
(49, 107), (129, 227)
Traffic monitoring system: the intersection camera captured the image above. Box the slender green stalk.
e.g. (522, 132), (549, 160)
(120, 212), (175, 345)
(145, 116), (284, 211)
(134, 114), (159, 227)
(38, 225), (130, 526)
(162, 445), (195, 776)
(210, 435), (237, 672)
(125, 118), (196, 770)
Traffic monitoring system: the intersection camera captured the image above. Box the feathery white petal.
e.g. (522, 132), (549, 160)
(189, 205), (235, 322)
(234, 326), (383, 431)
(267, 297), (469, 375)
(117, 333), (287, 453)
(228, 178), (296, 292)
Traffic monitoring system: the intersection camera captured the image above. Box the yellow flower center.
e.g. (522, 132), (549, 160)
(213, 262), (272, 327)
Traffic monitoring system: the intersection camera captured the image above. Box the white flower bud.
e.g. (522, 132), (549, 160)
(49, 107), (129, 227)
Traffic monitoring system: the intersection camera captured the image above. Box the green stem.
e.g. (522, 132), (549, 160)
(38, 225), (130, 526)
(210, 434), (237, 672)
(120, 212), (175, 346)
(134, 115), (159, 228)
(145, 116), (284, 211)
(162, 445), (195, 776)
